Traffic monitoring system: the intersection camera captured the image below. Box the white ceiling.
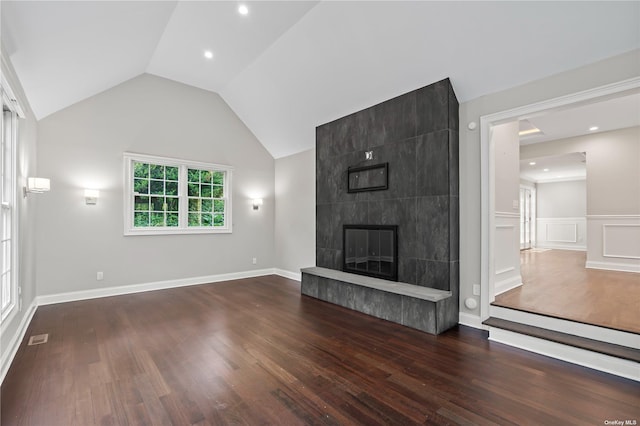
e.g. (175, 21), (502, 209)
(517, 92), (639, 183)
(520, 152), (586, 184)
(2, 1), (639, 159)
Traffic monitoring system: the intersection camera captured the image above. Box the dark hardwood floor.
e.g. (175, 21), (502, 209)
(2, 275), (638, 425)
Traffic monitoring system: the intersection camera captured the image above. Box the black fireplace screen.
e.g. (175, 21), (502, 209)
(343, 225), (398, 281)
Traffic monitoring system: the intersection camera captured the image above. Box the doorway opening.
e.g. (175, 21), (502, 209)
(479, 77), (640, 328)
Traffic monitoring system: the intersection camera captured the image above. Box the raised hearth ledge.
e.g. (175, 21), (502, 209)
(301, 267), (451, 302)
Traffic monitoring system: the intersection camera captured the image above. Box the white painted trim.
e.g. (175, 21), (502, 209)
(495, 266), (515, 275)
(0, 73), (26, 118)
(274, 268), (301, 281)
(37, 268), (276, 306)
(585, 261), (640, 274)
(586, 214), (640, 220)
(481, 77), (640, 125)
(537, 217), (586, 221)
(495, 224), (515, 229)
(488, 328), (639, 382)
(480, 76), (640, 324)
(494, 275), (522, 296)
(495, 211), (520, 218)
(602, 224), (640, 259)
(0, 300), (37, 384)
(458, 312), (487, 330)
(489, 305), (639, 349)
(536, 244), (587, 251)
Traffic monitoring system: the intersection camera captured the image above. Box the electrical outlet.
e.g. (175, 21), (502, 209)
(252, 257), (257, 265)
(97, 271), (104, 281)
(472, 284), (480, 296)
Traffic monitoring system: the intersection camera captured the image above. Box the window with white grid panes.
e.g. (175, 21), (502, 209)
(124, 153), (232, 235)
(187, 168), (226, 227)
(133, 162), (180, 227)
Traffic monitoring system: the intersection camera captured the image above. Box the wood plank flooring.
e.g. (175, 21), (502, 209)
(2, 275), (638, 425)
(494, 250), (640, 333)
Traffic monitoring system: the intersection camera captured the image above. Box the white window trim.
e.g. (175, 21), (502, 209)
(123, 152), (233, 236)
(1, 87), (19, 324)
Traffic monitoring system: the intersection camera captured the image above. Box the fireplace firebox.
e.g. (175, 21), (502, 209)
(343, 225), (398, 281)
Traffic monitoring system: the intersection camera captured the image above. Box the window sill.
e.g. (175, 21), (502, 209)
(124, 227), (232, 236)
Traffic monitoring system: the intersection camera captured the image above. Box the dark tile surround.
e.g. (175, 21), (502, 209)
(304, 78), (459, 335)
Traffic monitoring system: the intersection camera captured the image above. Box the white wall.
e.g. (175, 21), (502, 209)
(492, 121), (522, 295)
(521, 127), (640, 215)
(537, 180), (586, 218)
(1, 49), (39, 381)
(274, 148), (315, 278)
(536, 180), (587, 251)
(521, 127), (639, 270)
(493, 122), (521, 213)
(458, 48), (640, 320)
(35, 74), (276, 297)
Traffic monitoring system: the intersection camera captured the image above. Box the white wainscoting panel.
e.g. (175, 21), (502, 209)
(603, 224), (640, 259)
(494, 212), (522, 295)
(586, 215), (640, 273)
(536, 217), (586, 251)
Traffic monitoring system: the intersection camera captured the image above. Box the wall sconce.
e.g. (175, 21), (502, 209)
(84, 189), (99, 205)
(252, 198), (263, 210)
(24, 177), (50, 196)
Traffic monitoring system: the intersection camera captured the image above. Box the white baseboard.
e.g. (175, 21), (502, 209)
(586, 261), (640, 274)
(274, 268), (301, 281)
(1, 300), (38, 384)
(488, 328), (640, 382)
(494, 275), (523, 296)
(37, 268), (277, 306)
(458, 312), (487, 330)
(536, 244), (587, 251)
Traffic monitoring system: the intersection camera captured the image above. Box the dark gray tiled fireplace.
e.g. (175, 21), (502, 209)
(301, 78), (459, 335)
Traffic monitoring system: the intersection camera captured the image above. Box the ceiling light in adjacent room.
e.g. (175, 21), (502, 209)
(204, 50), (213, 59)
(529, 162), (536, 166)
(238, 4), (249, 15)
(518, 119), (542, 137)
(519, 128), (542, 136)
(543, 168), (549, 172)
(589, 126), (599, 131)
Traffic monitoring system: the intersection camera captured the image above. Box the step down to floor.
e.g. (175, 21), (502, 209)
(483, 317), (640, 363)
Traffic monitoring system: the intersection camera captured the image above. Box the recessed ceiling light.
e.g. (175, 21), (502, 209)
(543, 168), (550, 172)
(204, 50), (213, 59)
(589, 126), (599, 131)
(529, 162), (536, 166)
(238, 4), (249, 15)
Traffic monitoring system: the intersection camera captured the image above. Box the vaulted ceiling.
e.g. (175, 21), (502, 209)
(2, 1), (639, 158)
